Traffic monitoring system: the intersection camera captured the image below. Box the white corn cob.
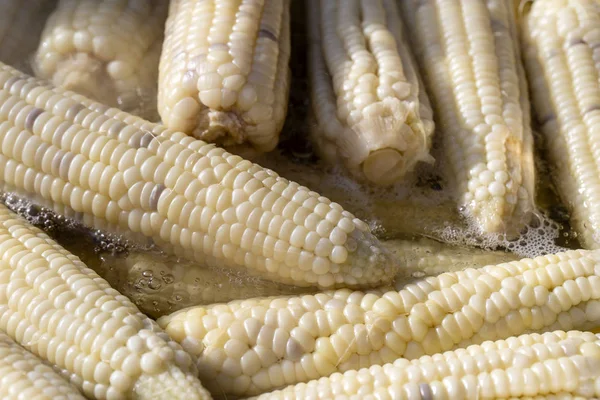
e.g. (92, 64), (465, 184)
(158, 249), (600, 397)
(0, 0), (57, 75)
(521, 0), (600, 249)
(158, 0), (291, 153)
(101, 251), (311, 319)
(399, 0), (536, 234)
(253, 330), (600, 400)
(0, 62), (396, 289)
(307, 0), (435, 185)
(33, 0), (168, 120)
(0, 203), (211, 400)
(0, 331), (85, 400)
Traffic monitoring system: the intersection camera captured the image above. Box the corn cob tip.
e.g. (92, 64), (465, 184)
(133, 365), (212, 400)
(335, 228), (399, 287)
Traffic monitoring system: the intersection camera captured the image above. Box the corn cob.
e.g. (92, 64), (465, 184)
(0, 203), (211, 400)
(0, 0), (57, 75)
(100, 251), (311, 319)
(158, 249), (600, 396)
(33, 0), (168, 120)
(253, 330), (600, 400)
(157, 0), (291, 153)
(307, 0), (435, 185)
(0, 61), (395, 289)
(399, 0), (536, 234)
(0, 331), (85, 400)
(521, 0), (600, 249)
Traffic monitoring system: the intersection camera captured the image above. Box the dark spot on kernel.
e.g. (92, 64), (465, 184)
(25, 107), (44, 131)
(52, 150), (66, 176)
(108, 122), (126, 139)
(128, 131), (145, 148)
(584, 104), (600, 115)
(258, 28), (277, 41)
(59, 152), (75, 181)
(139, 131), (154, 148)
(52, 121), (70, 147)
(4, 76), (21, 89)
(419, 383), (433, 400)
(129, 131), (153, 149)
(567, 37), (585, 47)
(149, 184), (166, 211)
(65, 103), (85, 120)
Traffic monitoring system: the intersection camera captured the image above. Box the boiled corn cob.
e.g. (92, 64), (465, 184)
(158, 249), (600, 396)
(101, 251), (311, 319)
(399, 0), (536, 234)
(307, 0), (435, 185)
(33, 0), (168, 120)
(0, 203), (211, 400)
(253, 330), (600, 400)
(157, 0), (291, 153)
(521, 0), (600, 249)
(0, 0), (57, 75)
(0, 61), (396, 289)
(0, 331), (85, 400)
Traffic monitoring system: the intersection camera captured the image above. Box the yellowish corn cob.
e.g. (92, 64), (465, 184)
(100, 251), (311, 319)
(0, 62), (396, 289)
(253, 330), (600, 400)
(521, 0), (600, 249)
(399, 0), (536, 234)
(307, 0), (435, 185)
(33, 0), (168, 120)
(158, 249), (600, 397)
(158, 0), (291, 153)
(0, 331), (85, 400)
(0, 0), (57, 75)
(0, 203), (211, 400)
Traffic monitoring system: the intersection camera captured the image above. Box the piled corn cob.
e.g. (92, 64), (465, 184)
(521, 0), (600, 249)
(0, 0), (57, 74)
(307, 0), (435, 185)
(253, 330), (600, 399)
(158, 0), (291, 153)
(0, 61), (396, 289)
(399, 0), (536, 234)
(33, 0), (168, 120)
(0, 331), (85, 400)
(158, 249), (600, 396)
(0, 203), (211, 399)
(100, 251), (311, 318)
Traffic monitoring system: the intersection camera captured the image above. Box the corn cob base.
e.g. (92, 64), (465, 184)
(158, 0), (292, 153)
(307, 0), (435, 186)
